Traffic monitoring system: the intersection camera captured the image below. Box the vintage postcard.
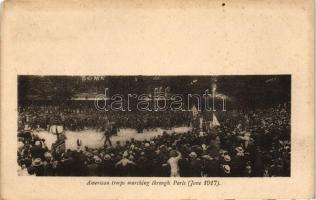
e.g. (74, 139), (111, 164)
(0, 0), (314, 199)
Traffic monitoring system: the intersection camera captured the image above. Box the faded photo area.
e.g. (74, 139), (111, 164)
(17, 75), (291, 177)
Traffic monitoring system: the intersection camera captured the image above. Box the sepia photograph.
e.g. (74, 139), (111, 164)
(1, 0), (313, 199)
(18, 75), (291, 177)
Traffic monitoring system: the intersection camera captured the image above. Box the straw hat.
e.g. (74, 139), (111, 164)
(123, 151), (129, 158)
(35, 141), (41, 146)
(129, 155), (134, 160)
(223, 154), (231, 162)
(104, 154), (111, 160)
(223, 165), (231, 174)
(93, 156), (102, 164)
(189, 152), (197, 158)
(44, 152), (52, 158)
(32, 158), (43, 167)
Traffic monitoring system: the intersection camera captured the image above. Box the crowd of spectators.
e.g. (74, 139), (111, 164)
(17, 103), (290, 177)
(18, 105), (192, 132)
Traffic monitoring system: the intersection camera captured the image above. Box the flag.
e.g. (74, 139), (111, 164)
(199, 117), (203, 129)
(191, 104), (198, 118)
(212, 113), (220, 126)
(211, 113), (220, 127)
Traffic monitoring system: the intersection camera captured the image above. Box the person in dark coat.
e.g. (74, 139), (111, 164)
(30, 141), (46, 160)
(102, 154), (115, 176)
(243, 165), (254, 177)
(102, 125), (113, 147)
(32, 158), (45, 176)
(87, 156), (103, 176)
(220, 164), (232, 177)
(43, 152), (55, 176)
(115, 153), (136, 176)
(136, 152), (150, 176)
(202, 155), (220, 177)
(179, 157), (190, 177)
(187, 152), (202, 177)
